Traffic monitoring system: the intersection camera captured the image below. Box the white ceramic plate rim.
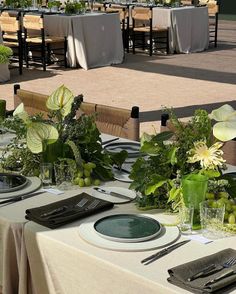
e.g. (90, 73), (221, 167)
(78, 214), (180, 252)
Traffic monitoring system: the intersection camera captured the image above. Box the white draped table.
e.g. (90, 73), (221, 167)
(1, 135), (236, 294)
(44, 12), (124, 69)
(152, 6), (209, 53)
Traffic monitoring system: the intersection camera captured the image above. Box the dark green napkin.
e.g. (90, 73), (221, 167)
(25, 192), (114, 229)
(167, 248), (236, 293)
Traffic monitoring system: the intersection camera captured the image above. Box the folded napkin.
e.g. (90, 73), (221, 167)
(168, 248), (236, 293)
(25, 192), (114, 229)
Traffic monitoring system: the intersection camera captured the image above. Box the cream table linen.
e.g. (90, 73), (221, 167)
(44, 13), (124, 69)
(152, 6), (209, 53)
(24, 198), (236, 294)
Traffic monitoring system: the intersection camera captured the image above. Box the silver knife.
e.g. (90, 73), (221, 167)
(0, 190), (45, 206)
(93, 187), (133, 201)
(141, 240), (191, 265)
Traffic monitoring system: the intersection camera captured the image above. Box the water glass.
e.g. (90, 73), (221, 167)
(178, 205), (194, 234)
(40, 162), (53, 187)
(200, 201), (225, 240)
(54, 162), (75, 190)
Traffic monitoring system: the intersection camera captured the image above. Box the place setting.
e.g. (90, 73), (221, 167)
(78, 213), (180, 251)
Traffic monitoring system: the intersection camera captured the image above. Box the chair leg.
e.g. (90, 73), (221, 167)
(142, 32), (145, 51)
(41, 43), (46, 71)
(132, 30), (135, 54)
(25, 43), (29, 68)
(166, 29), (169, 54)
(149, 31), (153, 56)
(64, 37), (67, 68)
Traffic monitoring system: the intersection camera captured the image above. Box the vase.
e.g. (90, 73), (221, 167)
(182, 174), (208, 230)
(0, 63), (10, 83)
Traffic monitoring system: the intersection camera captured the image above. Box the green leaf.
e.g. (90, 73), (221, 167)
(27, 122), (59, 153)
(152, 131), (174, 143)
(110, 150), (128, 168)
(145, 178), (167, 195)
(167, 186), (181, 203)
(168, 146), (178, 165)
(202, 169), (220, 178)
(140, 141), (160, 155)
(46, 85), (74, 117)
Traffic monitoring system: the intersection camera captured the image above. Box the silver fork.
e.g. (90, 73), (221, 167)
(40, 198), (89, 218)
(188, 256), (236, 282)
(86, 199), (100, 210)
(204, 256), (236, 286)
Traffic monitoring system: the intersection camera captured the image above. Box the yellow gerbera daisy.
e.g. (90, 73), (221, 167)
(187, 141), (225, 169)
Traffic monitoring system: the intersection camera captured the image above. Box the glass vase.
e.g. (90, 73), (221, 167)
(182, 174), (208, 230)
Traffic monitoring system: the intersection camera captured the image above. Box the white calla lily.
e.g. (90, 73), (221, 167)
(46, 85), (74, 117)
(210, 104), (236, 142)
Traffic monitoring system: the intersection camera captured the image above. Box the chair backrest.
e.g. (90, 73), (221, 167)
(91, 3), (105, 11)
(106, 6), (128, 22)
(23, 14), (44, 37)
(13, 85), (140, 141)
(0, 14), (20, 33)
(14, 85), (48, 117)
(208, 3), (219, 15)
(78, 102), (140, 141)
(131, 7), (151, 21)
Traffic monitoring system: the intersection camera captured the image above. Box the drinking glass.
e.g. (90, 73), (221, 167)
(182, 174), (208, 230)
(200, 200), (225, 240)
(40, 162), (53, 187)
(54, 162), (75, 190)
(178, 205), (194, 235)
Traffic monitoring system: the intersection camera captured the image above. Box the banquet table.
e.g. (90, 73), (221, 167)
(152, 6), (209, 54)
(43, 12), (124, 69)
(1, 135), (236, 294)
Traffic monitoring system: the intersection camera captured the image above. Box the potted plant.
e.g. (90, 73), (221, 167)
(0, 45), (13, 83)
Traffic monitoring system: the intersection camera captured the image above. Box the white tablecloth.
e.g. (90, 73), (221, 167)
(44, 13), (124, 69)
(152, 6), (209, 53)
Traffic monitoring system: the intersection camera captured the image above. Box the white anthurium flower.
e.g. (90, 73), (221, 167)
(13, 103), (30, 124)
(209, 104), (236, 141)
(46, 85), (74, 117)
(27, 122), (59, 154)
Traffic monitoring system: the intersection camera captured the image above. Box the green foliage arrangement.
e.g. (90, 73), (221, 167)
(0, 85), (126, 185)
(5, 0), (32, 8)
(0, 45), (13, 64)
(65, 1), (86, 14)
(130, 106), (236, 212)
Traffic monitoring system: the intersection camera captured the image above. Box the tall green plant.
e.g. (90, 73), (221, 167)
(0, 45), (13, 64)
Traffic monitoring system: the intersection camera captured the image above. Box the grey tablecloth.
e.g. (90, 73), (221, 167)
(44, 13), (124, 69)
(152, 6), (209, 53)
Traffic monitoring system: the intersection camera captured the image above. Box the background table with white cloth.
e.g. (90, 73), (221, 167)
(44, 12), (124, 69)
(152, 6), (209, 53)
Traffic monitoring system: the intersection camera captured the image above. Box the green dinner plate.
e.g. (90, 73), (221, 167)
(0, 173), (28, 193)
(94, 214), (162, 243)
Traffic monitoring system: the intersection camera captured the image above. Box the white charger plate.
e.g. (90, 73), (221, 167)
(91, 186), (136, 204)
(112, 168), (132, 183)
(0, 177), (42, 199)
(78, 214), (180, 252)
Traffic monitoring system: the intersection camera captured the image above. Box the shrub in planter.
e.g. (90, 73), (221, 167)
(0, 45), (13, 83)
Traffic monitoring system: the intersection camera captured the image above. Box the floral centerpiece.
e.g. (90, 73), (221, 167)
(0, 85), (127, 187)
(130, 105), (236, 229)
